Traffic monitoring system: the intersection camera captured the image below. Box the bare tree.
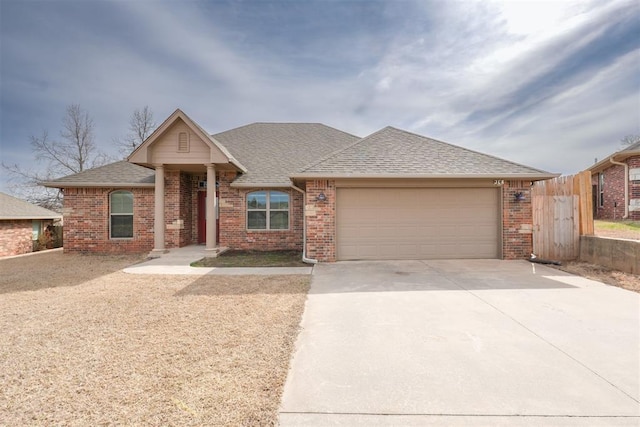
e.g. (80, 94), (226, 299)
(115, 106), (157, 157)
(2, 104), (109, 209)
(621, 134), (640, 148)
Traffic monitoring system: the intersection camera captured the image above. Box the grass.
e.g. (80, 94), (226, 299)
(191, 250), (309, 268)
(0, 251), (310, 425)
(594, 220), (640, 231)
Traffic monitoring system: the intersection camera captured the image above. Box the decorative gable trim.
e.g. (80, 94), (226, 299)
(127, 109), (246, 172)
(177, 131), (189, 153)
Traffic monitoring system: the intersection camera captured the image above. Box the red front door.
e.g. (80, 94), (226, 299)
(198, 191), (219, 244)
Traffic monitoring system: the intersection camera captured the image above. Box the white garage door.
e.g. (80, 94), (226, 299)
(336, 187), (500, 260)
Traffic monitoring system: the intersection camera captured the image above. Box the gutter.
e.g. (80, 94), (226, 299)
(290, 184), (318, 265)
(289, 172), (560, 180)
(40, 182), (155, 188)
(609, 157), (629, 219)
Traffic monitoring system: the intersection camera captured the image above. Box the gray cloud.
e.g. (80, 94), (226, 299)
(1, 0), (638, 193)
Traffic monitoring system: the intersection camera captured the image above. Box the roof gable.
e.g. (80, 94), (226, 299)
(0, 192), (62, 220)
(128, 109), (246, 171)
(295, 126), (556, 179)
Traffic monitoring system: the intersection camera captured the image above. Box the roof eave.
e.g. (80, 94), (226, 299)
(587, 151), (640, 173)
(0, 215), (62, 220)
(230, 182), (294, 189)
(289, 173), (560, 180)
(41, 181), (155, 189)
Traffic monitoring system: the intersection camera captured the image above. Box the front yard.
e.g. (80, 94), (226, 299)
(0, 251), (309, 426)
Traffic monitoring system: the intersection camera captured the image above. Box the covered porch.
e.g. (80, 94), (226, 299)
(126, 109), (246, 258)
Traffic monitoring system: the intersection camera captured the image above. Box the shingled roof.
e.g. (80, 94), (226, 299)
(0, 192), (62, 220)
(213, 123), (359, 187)
(42, 161), (155, 188)
(623, 140), (640, 152)
(293, 127), (556, 179)
(43, 123), (556, 188)
(588, 139), (640, 173)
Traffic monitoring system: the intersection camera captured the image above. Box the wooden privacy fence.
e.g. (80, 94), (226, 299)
(532, 171), (594, 260)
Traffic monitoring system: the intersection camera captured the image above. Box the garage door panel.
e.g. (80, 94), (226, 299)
(337, 188), (500, 260)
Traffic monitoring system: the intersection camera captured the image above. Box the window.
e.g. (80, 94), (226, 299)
(110, 190), (133, 238)
(599, 173), (604, 207)
(247, 191), (289, 230)
(32, 221), (40, 241)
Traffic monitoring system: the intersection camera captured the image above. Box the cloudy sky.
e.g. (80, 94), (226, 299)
(1, 0), (639, 193)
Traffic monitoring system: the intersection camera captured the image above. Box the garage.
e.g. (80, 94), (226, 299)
(336, 187), (501, 260)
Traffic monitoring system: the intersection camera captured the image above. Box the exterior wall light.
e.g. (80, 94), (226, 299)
(514, 192), (525, 202)
(316, 192), (327, 202)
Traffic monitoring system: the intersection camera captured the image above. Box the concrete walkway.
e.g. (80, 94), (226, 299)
(122, 245), (313, 275)
(279, 260), (640, 426)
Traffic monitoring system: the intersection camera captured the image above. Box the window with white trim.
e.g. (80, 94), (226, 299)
(110, 190), (134, 238)
(599, 173), (604, 207)
(247, 191), (289, 230)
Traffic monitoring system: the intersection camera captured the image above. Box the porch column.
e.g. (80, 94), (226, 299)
(205, 163), (217, 255)
(151, 164), (166, 256)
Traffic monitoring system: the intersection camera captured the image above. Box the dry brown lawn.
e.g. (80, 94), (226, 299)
(0, 251), (310, 426)
(550, 262), (640, 294)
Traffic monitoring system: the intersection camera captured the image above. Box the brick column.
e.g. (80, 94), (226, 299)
(502, 180), (533, 259)
(305, 179), (336, 262)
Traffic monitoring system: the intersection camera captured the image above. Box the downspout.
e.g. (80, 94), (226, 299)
(291, 184), (318, 264)
(610, 157), (629, 219)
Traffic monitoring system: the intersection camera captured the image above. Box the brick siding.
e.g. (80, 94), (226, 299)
(305, 179), (534, 262)
(593, 155), (640, 221)
(502, 181), (533, 259)
(62, 175), (535, 259)
(629, 157), (640, 221)
(0, 220), (33, 257)
(217, 171), (303, 251)
(305, 180), (336, 262)
(62, 170), (304, 254)
(163, 171), (194, 248)
(62, 187), (155, 254)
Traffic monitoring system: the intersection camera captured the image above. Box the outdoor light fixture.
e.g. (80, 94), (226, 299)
(514, 192), (525, 202)
(316, 192), (327, 202)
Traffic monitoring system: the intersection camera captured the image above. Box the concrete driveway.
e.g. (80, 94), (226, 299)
(279, 260), (640, 426)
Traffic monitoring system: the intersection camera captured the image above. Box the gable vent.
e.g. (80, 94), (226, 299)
(178, 132), (189, 152)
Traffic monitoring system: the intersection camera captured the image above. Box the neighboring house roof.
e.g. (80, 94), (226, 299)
(0, 192), (62, 220)
(588, 141), (640, 173)
(293, 126), (556, 180)
(213, 123), (360, 187)
(41, 161), (155, 188)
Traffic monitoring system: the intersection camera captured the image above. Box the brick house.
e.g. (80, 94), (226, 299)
(43, 109), (557, 261)
(0, 192), (62, 257)
(588, 141), (640, 221)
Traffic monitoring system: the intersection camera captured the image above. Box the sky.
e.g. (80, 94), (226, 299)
(1, 0), (639, 194)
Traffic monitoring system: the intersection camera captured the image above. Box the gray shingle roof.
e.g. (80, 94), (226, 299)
(44, 123), (556, 188)
(588, 140), (640, 173)
(213, 123), (360, 187)
(42, 161), (155, 188)
(0, 192), (62, 220)
(622, 140), (640, 152)
(296, 126), (554, 178)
